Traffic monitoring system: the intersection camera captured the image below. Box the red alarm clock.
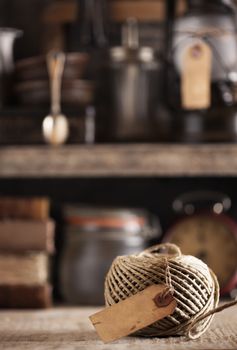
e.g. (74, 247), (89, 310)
(164, 191), (237, 296)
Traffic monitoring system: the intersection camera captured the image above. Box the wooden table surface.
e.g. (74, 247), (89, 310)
(0, 306), (237, 350)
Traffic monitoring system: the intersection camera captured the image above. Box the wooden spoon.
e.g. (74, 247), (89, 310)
(42, 51), (69, 146)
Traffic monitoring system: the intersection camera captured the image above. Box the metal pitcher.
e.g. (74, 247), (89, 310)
(97, 18), (162, 142)
(0, 28), (22, 107)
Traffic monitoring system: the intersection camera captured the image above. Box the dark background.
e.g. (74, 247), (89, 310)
(0, 0), (51, 59)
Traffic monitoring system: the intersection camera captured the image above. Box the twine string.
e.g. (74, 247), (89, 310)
(164, 257), (174, 295)
(187, 298), (237, 339)
(104, 243), (237, 340)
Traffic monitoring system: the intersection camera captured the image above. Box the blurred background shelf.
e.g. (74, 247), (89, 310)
(1, 144), (237, 178)
(42, 0), (186, 23)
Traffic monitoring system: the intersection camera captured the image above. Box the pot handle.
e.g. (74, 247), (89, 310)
(92, 0), (108, 48)
(77, 0), (93, 48)
(122, 18), (139, 49)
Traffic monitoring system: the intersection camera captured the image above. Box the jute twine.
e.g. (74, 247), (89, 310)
(105, 243), (237, 340)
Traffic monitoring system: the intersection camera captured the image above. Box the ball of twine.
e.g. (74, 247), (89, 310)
(104, 243), (220, 340)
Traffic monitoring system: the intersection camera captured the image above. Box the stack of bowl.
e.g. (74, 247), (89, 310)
(14, 52), (94, 108)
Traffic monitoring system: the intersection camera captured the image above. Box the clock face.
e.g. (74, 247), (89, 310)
(167, 214), (237, 290)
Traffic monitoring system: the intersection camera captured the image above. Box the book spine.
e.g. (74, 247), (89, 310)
(0, 284), (52, 308)
(0, 220), (55, 253)
(0, 197), (49, 220)
(0, 253), (48, 285)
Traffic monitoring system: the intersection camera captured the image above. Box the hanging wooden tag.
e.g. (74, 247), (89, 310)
(89, 284), (177, 343)
(181, 41), (212, 110)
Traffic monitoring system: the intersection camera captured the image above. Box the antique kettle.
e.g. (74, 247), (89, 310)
(168, 0), (237, 142)
(173, 0), (237, 81)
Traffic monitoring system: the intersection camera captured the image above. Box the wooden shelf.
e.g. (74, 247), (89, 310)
(0, 144), (237, 178)
(42, 0), (186, 24)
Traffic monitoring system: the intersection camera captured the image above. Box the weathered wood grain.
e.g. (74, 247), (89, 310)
(0, 306), (236, 349)
(0, 144), (237, 178)
(42, 0), (166, 23)
(42, 0), (186, 23)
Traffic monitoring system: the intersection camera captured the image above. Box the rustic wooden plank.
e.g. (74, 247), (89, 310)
(0, 144), (230, 177)
(43, 0), (186, 23)
(42, 0), (185, 24)
(0, 144), (237, 178)
(110, 1), (165, 22)
(0, 306), (236, 349)
(42, 0), (77, 23)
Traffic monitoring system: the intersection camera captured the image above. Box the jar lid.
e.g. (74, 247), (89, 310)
(64, 206), (161, 238)
(65, 206), (146, 231)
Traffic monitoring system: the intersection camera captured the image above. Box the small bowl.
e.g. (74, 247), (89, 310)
(15, 79), (95, 106)
(15, 52), (90, 81)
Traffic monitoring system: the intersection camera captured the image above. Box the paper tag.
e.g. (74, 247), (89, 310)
(181, 41), (212, 110)
(89, 284), (177, 343)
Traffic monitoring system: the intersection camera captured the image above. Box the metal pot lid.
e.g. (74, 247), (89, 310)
(109, 18), (156, 63)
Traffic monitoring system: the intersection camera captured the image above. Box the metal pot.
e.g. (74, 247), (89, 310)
(97, 19), (162, 142)
(59, 206), (161, 305)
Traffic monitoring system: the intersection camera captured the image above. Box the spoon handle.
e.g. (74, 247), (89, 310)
(47, 51), (66, 116)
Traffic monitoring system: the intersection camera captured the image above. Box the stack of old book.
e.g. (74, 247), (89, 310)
(0, 197), (55, 308)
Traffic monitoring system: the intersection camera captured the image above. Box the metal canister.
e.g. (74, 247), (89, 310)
(59, 206), (161, 305)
